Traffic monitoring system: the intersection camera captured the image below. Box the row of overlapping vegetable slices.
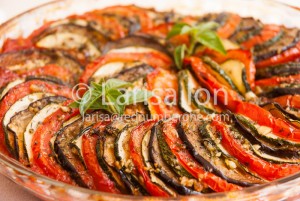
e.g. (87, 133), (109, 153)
(1, 5), (300, 196)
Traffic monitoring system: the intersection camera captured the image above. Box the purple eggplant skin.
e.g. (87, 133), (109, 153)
(256, 62), (300, 80)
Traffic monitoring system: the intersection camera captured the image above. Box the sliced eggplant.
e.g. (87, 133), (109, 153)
(89, 61), (144, 83)
(202, 56), (242, 95)
(102, 35), (170, 56)
(257, 84), (300, 98)
(198, 12), (229, 27)
(113, 63), (154, 82)
(54, 112), (104, 188)
(2, 93), (52, 157)
(254, 28), (300, 62)
(114, 117), (149, 195)
(177, 114), (263, 186)
(0, 48), (82, 81)
(97, 115), (146, 195)
(230, 17), (263, 43)
(219, 59), (252, 95)
(6, 96), (67, 164)
(256, 62), (300, 79)
(31, 19), (108, 63)
(24, 103), (62, 165)
(149, 124), (201, 195)
(178, 69), (215, 114)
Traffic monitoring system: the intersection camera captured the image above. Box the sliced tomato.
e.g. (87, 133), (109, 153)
(80, 52), (172, 84)
(212, 119), (300, 180)
(146, 68), (182, 120)
(31, 100), (78, 185)
(184, 57), (242, 111)
(1, 37), (33, 53)
(255, 74), (300, 87)
(273, 95), (300, 110)
(256, 41), (300, 68)
(82, 120), (122, 193)
(162, 118), (242, 192)
(0, 80), (72, 155)
(130, 119), (170, 196)
(217, 14), (241, 39)
(199, 49), (256, 90)
(93, 5), (153, 31)
(0, 67), (18, 89)
(242, 24), (282, 49)
(21, 64), (75, 85)
(235, 101), (300, 142)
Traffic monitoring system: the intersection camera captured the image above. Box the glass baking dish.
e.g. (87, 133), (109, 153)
(1, 0), (300, 200)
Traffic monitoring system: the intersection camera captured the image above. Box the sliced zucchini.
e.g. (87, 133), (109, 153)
(32, 19), (108, 63)
(178, 69), (215, 114)
(24, 103), (62, 164)
(7, 96), (67, 164)
(2, 93), (52, 157)
(177, 114), (263, 186)
(102, 35), (169, 56)
(230, 17), (263, 44)
(256, 62), (300, 79)
(202, 56), (242, 95)
(221, 39), (240, 50)
(253, 29), (284, 52)
(141, 130), (177, 196)
(54, 112), (103, 188)
(254, 28), (300, 62)
(220, 59), (251, 95)
(235, 114), (300, 149)
(149, 124), (201, 194)
(0, 48), (82, 81)
(154, 120), (192, 178)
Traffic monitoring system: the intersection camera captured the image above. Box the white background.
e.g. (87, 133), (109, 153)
(0, 0), (299, 200)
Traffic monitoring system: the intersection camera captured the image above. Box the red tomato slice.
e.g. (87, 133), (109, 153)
(146, 68), (182, 120)
(0, 67), (18, 89)
(199, 49), (256, 90)
(273, 95), (300, 110)
(242, 24), (282, 49)
(255, 74), (300, 87)
(31, 100), (78, 185)
(80, 52), (172, 84)
(82, 120), (122, 193)
(185, 57), (242, 111)
(1, 37), (33, 53)
(130, 119), (170, 196)
(212, 119), (300, 181)
(162, 118), (242, 192)
(235, 101), (300, 142)
(0, 80), (72, 156)
(256, 41), (300, 68)
(93, 5), (153, 31)
(217, 14), (241, 39)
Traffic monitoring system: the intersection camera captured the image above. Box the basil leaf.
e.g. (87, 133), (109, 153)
(79, 89), (102, 116)
(105, 88), (125, 115)
(121, 89), (153, 105)
(196, 30), (226, 55)
(105, 79), (132, 91)
(167, 23), (189, 39)
(91, 82), (103, 91)
(174, 44), (187, 69)
(194, 22), (219, 33)
(68, 101), (80, 108)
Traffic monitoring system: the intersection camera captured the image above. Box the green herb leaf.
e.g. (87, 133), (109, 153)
(68, 101), (80, 108)
(105, 79), (133, 90)
(193, 22), (219, 33)
(79, 88), (103, 116)
(121, 89), (153, 105)
(105, 88), (125, 115)
(174, 44), (187, 69)
(167, 23), (189, 39)
(196, 30), (226, 55)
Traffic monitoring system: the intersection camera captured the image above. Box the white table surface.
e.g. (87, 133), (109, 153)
(0, 0), (300, 200)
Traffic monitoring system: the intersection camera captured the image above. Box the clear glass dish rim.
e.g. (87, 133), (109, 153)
(0, 0), (300, 199)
